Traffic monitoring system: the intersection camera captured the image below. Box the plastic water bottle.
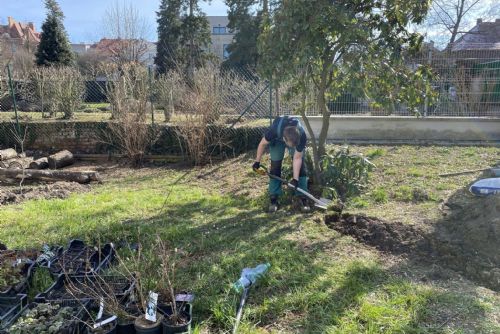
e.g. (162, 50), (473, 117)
(232, 263), (270, 293)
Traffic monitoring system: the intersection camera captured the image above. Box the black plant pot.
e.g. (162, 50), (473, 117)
(134, 315), (163, 334)
(117, 321), (136, 334)
(86, 318), (117, 334)
(162, 320), (191, 334)
(159, 304), (192, 334)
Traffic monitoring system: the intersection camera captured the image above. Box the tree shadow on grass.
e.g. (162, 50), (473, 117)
(2, 168), (495, 333)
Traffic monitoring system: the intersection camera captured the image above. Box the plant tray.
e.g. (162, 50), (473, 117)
(0, 249), (39, 295)
(45, 240), (115, 276)
(0, 294), (27, 330)
(3, 300), (89, 334)
(34, 274), (135, 304)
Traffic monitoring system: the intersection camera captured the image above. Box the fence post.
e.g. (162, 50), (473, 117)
(148, 66), (155, 126)
(269, 80), (273, 126)
(424, 48), (433, 117)
(7, 64), (20, 136)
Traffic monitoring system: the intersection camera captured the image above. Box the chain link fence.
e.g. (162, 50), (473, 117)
(1, 46), (500, 156)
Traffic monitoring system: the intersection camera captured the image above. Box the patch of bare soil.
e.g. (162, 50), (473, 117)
(0, 181), (91, 205)
(326, 190), (500, 291)
(325, 213), (425, 254)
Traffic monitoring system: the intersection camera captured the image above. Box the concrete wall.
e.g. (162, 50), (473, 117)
(304, 116), (500, 144)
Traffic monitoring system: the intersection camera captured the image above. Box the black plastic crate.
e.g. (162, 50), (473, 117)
(44, 240), (115, 277)
(35, 273), (135, 304)
(0, 294), (27, 330)
(0, 249), (40, 295)
(3, 300), (89, 334)
(1, 246), (64, 296)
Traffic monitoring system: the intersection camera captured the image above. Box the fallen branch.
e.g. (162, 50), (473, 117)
(0, 168), (100, 184)
(439, 168), (491, 177)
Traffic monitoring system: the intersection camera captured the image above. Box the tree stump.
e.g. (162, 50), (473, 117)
(8, 157), (34, 169)
(29, 157), (49, 170)
(0, 149), (18, 161)
(48, 150), (74, 169)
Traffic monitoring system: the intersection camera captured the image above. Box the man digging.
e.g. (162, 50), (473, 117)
(252, 115), (311, 213)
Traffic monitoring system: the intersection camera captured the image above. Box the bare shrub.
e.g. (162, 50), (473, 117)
(101, 63), (153, 166)
(175, 63), (230, 165)
(21, 67), (84, 118)
(453, 66), (497, 116)
(55, 67), (85, 119)
(152, 71), (184, 122)
(21, 67), (58, 116)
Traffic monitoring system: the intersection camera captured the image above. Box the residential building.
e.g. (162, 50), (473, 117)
(451, 18), (500, 58)
(91, 38), (156, 67)
(71, 43), (93, 55)
(207, 16), (235, 60)
(0, 16), (40, 54)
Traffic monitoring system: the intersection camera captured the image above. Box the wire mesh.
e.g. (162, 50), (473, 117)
(1, 45), (500, 155)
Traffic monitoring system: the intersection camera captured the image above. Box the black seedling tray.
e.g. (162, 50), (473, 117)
(44, 240), (115, 277)
(0, 248), (43, 295)
(35, 274), (135, 304)
(0, 294), (27, 330)
(3, 300), (89, 334)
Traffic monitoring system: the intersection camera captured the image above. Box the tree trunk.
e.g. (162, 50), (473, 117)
(0, 148), (18, 161)
(0, 158), (16, 168)
(274, 85), (280, 115)
(298, 92), (321, 186)
(0, 169), (100, 184)
(316, 83), (330, 159)
(8, 157), (34, 169)
(448, 0), (465, 47)
(29, 157), (49, 170)
(48, 150), (74, 169)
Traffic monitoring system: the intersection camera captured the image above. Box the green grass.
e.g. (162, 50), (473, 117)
(0, 110), (270, 127)
(371, 188), (389, 203)
(0, 147), (499, 333)
(344, 145), (499, 223)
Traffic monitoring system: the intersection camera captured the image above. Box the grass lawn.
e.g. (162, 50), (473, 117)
(0, 108), (270, 127)
(0, 146), (498, 333)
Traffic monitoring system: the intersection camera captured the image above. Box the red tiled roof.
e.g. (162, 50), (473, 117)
(0, 16), (40, 43)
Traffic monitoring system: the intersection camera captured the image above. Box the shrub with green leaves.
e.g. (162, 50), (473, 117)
(320, 147), (374, 201)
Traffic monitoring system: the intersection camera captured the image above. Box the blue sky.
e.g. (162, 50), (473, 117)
(0, 0), (228, 43)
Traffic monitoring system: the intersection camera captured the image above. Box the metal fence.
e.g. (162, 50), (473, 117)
(276, 46), (500, 118)
(1, 46), (500, 154)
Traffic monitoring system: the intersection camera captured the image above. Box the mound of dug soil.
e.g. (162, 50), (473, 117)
(326, 191), (500, 290)
(0, 181), (90, 205)
(433, 190), (499, 290)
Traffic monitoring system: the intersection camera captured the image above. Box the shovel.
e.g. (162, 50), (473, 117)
(255, 166), (331, 210)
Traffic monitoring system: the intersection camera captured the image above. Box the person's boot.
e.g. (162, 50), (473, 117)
(297, 197), (311, 213)
(268, 196), (278, 213)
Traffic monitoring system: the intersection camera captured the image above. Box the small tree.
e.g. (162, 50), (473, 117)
(101, 1), (152, 66)
(36, 0), (74, 66)
(259, 0), (431, 184)
(423, 0), (500, 48)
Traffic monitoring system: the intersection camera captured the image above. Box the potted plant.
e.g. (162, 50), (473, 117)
(156, 237), (192, 334)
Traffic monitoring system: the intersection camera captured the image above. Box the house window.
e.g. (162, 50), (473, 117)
(223, 44), (230, 59)
(213, 26), (227, 34)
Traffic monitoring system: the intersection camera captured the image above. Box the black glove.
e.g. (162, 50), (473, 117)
(252, 161), (260, 171)
(290, 178), (299, 189)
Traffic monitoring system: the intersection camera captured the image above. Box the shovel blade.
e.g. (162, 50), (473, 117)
(314, 198), (331, 210)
